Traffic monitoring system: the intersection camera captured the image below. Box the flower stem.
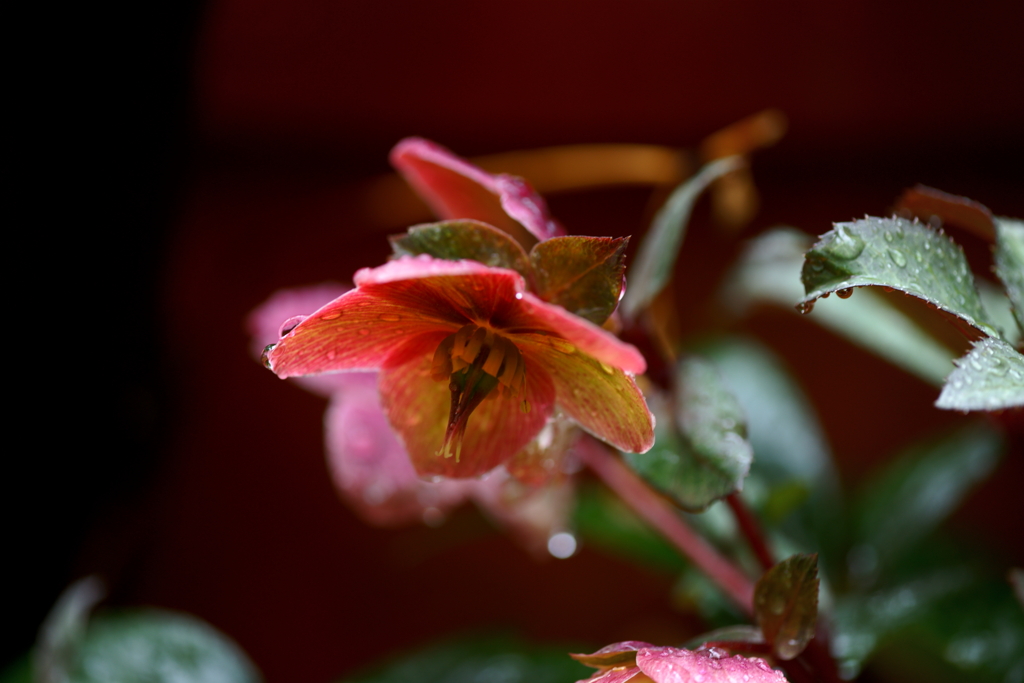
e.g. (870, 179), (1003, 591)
(725, 493), (775, 572)
(576, 438), (755, 616)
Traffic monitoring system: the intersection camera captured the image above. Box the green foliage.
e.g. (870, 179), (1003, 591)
(530, 236), (628, 324)
(337, 635), (589, 683)
(994, 218), (1024, 335)
(935, 337), (1024, 410)
(800, 216), (999, 337)
(625, 357), (752, 512)
(390, 220), (531, 276)
(620, 156), (743, 320)
(753, 554), (819, 661)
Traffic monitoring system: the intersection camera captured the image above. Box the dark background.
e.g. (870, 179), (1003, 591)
(17, 1), (1023, 681)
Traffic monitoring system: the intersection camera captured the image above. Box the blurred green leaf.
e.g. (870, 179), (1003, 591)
(390, 220), (531, 276)
(994, 217), (1024, 336)
(800, 216), (1000, 338)
(338, 634), (589, 683)
(853, 421), (1003, 574)
(625, 357), (752, 512)
(68, 610), (261, 683)
(621, 156), (743, 320)
(723, 228), (957, 385)
(936, 337), (1024, 411)
(753, 553), (819, 660)
(574, 482), (686, 574)
(529, 235), (628, 324)
(0, 656), (31, 683)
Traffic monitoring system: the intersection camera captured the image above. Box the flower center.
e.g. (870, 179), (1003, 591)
(431, 323), (527, 461)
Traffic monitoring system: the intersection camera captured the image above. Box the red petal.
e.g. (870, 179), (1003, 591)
(636, 647), (787, 683)
(379, 350), (556, 478)
(391, 138), (564, 243)
(519, 338), (655, 454)
(268, 259), (529, 378)
(507, 291), (646, 374)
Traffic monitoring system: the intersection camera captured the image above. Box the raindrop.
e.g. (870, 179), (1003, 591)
(260, 344), (276, 369)
(598, 361), (614, 375)
(819, 291), (831, 299)
(837, 287), (854, 299)
(888, 249), (907, 267)
(547, 532), (577, 559)
(358, 328), (371, 336)
(914, 250), (924, 263)
(279, 315), (306, 337)
(796, 300), (815, 315)
(883, 231), (894, 243)
(327, 350), (336, 361)
(827, 226), (865, 260)
(319, 311), (342, 321)
(379, 313), (401, 322)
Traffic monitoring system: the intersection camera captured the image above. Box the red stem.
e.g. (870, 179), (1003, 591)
(725, 493), (775, 572)
(576, 438), (755, 616)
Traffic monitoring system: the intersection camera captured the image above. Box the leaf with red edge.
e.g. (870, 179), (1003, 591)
(530, 236), (628, 324)
(570, 641), (645, 668)
(754, 553), (819, 661)
(390, 220), (532, 278)
(895, 185), (996, 240)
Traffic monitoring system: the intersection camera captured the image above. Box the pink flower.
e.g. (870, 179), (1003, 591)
(391, 137), (565, 245)
(263, 256), (654, 478)
(572, 642), (788, 683)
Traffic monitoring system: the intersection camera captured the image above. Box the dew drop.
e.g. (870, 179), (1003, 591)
(260, 344), (276, 369)
(320, 311), (342, 321)
(598, 361), (614, 375)
(888, 249), (907, 267)
(327, 350), (336, 361)
(827, 226), (865, 260)
(358, 328), (371, 336)
(837, 287), (854, 299)
(883, 231), (894, 243)
(819, 291), (831, 299)
(547, 531), (577, 559)
(914, 250), (924, 263)
(379, 313), (401, 322)
(796, 300), (815, 315)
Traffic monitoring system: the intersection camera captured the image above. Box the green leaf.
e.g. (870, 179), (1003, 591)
(625, 357), (752, 512)
(529, 235), (628, 324)
(853, 421), (1003, 574)
(753, 553), (819, 660)
(936, 337), (1024, 411)
(339, 634), (589, 683)
(389, 220), (531, 276)
(621, 156), (744, 320)
(994, 217), (1024, 336)
(574, 482), (687, 574)
(723, 228), (957, 386)
(800, 216), (1000, 338)
(67, 610), (261, 683)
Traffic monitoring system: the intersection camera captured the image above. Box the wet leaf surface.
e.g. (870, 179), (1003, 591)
(530, 235), (628, 324)
(800, 216), (999, 338)
(936, 337), (1024, 411)
(753, 553), (819, 660)
(390, 220), (531, 277)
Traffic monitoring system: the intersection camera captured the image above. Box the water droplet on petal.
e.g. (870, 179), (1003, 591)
(598, 361), (614, 375)
(515, 292), (524, 300)
(379, 313), (401, 322)
(836, 287), (854, 299)
(888, 249), (907, 267)
(320, 311), (342, 321)
(260, 344), (276, 369)
(359, 328), (371, 336)
(327, 350), (336, 361)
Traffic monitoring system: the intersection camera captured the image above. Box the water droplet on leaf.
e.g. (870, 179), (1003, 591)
(888, 249), (907, 267)
(827, 226), (865, 260)
(837, 287), (854, 299)
(796, 300), (815, 314)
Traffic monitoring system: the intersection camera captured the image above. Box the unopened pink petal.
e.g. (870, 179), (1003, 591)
(508, 291), (646, 374)
(391, 137), (564, 243)
(636, 647), (787, 683)
(519, 340), (655, 454)
(379, 351), (556, 478)
(576, 668), (645, 683)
